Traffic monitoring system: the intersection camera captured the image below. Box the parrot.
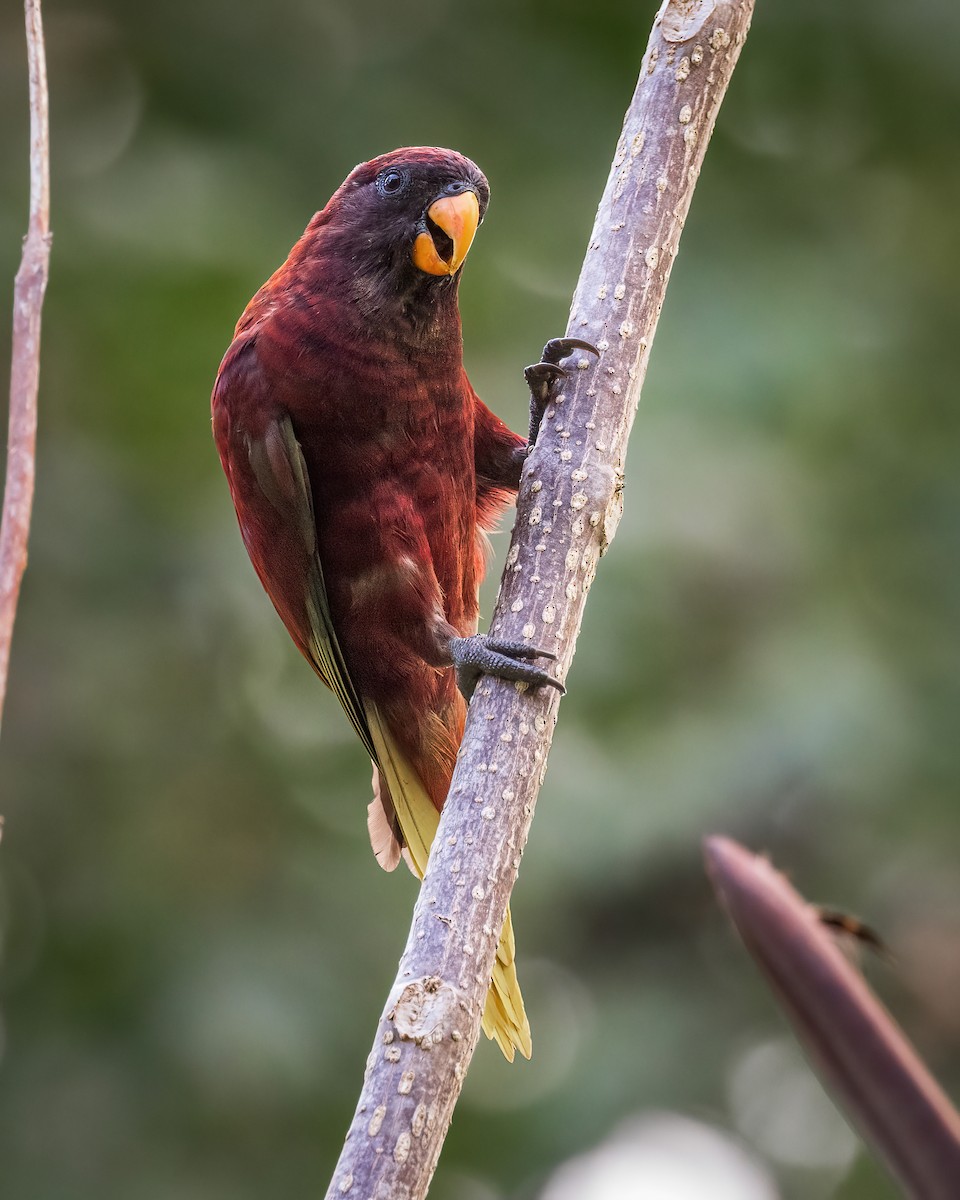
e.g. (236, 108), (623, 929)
(211, 146), (595, 1059)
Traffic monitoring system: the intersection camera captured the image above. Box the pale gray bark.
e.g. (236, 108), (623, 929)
(326, 3), (755, 1196)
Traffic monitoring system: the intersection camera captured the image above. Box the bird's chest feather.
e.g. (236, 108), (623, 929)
(293, 347), (479, 628)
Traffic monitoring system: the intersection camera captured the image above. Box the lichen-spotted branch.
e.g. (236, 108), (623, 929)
(1, 0), (51, 736)
(325, 2), (755, 1197)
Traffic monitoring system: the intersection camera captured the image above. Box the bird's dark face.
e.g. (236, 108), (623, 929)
(321, 148), (490, 319)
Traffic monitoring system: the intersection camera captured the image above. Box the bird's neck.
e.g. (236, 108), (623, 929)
(294, 222), (466, 358)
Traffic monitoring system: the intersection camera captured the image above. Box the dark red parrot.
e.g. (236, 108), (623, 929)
(211, 147), (593, 1059)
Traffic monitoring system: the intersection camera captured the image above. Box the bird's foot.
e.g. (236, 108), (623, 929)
(449, 635), (564, 700)
(523, 337), (600, 445)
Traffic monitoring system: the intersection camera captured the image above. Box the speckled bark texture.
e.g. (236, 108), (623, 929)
(325, 3), (755, 1196)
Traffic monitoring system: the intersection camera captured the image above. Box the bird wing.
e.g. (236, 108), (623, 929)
(245, 414), (378, 765)
(362, 701), (444, 879)
(245, 414), (442, 878)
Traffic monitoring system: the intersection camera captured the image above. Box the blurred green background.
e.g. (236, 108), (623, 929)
(2, 0), (959, 1196)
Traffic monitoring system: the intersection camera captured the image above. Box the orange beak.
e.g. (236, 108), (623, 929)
(411, 190), (480, 276)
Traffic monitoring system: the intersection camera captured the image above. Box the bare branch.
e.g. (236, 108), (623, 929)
(1, 0), (51, 735)
(326, 3), (755, 1196)
(705, 835), (960, 1198)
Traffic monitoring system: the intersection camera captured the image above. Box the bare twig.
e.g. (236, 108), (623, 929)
(1, 0), (51, 736)
(705, 836), (960, 1199)
(326, 3), (755, 1196)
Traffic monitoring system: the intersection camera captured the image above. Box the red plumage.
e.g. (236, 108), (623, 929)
(212, 148), (532, 1057)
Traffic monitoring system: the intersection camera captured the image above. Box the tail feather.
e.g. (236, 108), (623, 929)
(367, 766), (402, 871)
(483, 905), (531, 1060)
(364, 701), (531, 1060)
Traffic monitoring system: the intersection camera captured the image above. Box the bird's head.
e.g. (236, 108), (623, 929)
(314, 147), (490, 323)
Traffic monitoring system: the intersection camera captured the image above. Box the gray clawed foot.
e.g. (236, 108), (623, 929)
(523, 337), (600, 445)
(449, 634), (564, 700)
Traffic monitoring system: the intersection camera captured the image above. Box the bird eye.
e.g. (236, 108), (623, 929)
(377, 169), (408, 197)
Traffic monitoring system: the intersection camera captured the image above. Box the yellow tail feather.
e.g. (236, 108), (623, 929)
(365, 702), (531, 1060)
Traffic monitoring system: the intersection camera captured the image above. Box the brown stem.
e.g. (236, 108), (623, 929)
(1, 0), (51, 735)
(705, 835), (960, 1199)
(326, 3), (755, 1197)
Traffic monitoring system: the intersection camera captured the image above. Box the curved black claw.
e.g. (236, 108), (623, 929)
(524, 361), (567, 407)
(541, 337), (600, 366)
(524, 337), (601, 445)
(449, 635), (564, 701)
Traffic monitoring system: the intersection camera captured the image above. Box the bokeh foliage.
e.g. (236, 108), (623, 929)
(2, 1), (959, 1197)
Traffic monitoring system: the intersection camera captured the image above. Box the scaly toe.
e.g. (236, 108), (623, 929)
(449, 635), (564, 699)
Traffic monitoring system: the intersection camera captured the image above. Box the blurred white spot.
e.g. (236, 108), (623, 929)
(728, 1038), (857, 1170)
(540, 1112), (778, 1200)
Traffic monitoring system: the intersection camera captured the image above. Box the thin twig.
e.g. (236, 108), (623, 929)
(326, 3), (755, 1196)
(0, 0), (51, 736)
(705, 836), (960, 1199)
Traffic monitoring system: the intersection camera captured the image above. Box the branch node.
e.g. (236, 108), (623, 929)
(390, 977), (468, 1048)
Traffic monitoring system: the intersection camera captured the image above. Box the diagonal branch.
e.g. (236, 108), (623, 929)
(326, 3), (755, 1196)
(1, 0), (51, 737)
(705, 836), (960, 1199)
